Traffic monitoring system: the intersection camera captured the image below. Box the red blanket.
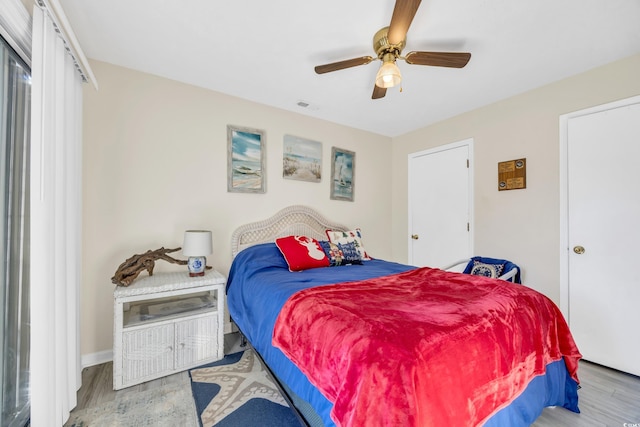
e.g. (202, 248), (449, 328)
(272, 267), (581, 427)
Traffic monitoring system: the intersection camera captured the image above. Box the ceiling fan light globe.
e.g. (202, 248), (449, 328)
(375, 61), (402, 88)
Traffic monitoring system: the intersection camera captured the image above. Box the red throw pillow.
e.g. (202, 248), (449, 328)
(275, 235), (330, 271)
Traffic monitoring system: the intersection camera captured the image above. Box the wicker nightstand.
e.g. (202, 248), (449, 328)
(112, 269), (225, 390)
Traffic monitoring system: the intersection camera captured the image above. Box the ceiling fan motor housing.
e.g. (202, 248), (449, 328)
(373, 26), (406, 59)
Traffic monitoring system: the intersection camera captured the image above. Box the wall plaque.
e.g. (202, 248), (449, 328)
(498, 158), (526, 191)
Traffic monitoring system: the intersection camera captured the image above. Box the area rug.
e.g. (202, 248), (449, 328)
(189, 349), (302, 427)
(65, 380), (199, 427)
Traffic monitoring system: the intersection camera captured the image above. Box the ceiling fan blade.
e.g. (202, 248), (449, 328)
(404, 51), (471, 68)
(314, 56), (375, 74)
(372, 84), (387, 99)
(387, 0), (422, 46)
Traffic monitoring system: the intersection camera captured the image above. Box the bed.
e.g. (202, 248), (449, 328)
(226, 205), (581, 427)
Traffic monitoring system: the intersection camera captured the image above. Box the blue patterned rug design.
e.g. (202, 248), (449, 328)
(189, 349), (302, 427)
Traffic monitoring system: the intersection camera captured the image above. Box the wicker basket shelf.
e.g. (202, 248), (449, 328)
(123, 291), (216, 328)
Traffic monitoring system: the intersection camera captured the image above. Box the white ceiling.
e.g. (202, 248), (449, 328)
(58, 0), (640, 137)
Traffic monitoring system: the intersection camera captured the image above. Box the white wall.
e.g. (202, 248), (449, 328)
(391, 54), (640, 302)
(82, 60), (393, 359)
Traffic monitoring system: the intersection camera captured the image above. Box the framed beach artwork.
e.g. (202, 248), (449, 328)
(227, 125), (266, 193)
(330, 147), (355, 201)
(283, 135), (322, 183)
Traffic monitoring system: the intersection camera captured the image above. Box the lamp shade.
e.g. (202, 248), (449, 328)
(182, 230), (213, 256)
(375, 60), (402, 89)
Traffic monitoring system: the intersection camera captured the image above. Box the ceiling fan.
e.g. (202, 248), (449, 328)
(314, 0), (471, 99)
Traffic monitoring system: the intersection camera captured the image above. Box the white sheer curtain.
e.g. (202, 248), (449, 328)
(30, 5), (83, 425)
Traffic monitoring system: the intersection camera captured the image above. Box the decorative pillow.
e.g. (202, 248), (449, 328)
(325, 228), (371, 260)
(470, 261), (504, 278)
(275, 235), (330, 272)
(318, 241), (363, 266)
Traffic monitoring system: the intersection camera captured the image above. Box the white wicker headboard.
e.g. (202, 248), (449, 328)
(231, 205), (350, 258)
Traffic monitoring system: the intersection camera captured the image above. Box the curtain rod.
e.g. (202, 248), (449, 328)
(36, 0), (98, 90)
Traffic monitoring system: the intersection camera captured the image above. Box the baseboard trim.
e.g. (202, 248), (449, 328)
(81, 349), (113, 368)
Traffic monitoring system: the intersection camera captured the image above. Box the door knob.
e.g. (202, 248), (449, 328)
(573, 246), (585, 254)
(411, 234), (419, 240)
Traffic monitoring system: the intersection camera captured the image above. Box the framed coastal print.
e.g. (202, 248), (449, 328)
(227, 125), (266, 193)
(283, 135), (322, 183)
(330, 147), (355, 201)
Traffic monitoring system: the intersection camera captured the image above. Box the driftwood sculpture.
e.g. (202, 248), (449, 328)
(111, 247), (209, 287)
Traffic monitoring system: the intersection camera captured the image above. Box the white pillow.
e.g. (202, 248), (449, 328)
(470, 262), (499, 278)
(325, 228), (371, 260)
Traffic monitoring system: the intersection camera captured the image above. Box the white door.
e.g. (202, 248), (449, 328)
(408, 140), (472, 268)
(562, 97), (640, 376)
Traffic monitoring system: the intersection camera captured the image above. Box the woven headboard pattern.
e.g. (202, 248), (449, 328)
(231, 205), (349, 257)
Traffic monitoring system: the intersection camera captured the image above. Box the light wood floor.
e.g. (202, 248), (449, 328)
(67, 335), (640, 426)
(533, 360), (640, 426)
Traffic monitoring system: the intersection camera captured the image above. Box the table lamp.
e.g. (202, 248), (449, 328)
(182, 230), (212, 277)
